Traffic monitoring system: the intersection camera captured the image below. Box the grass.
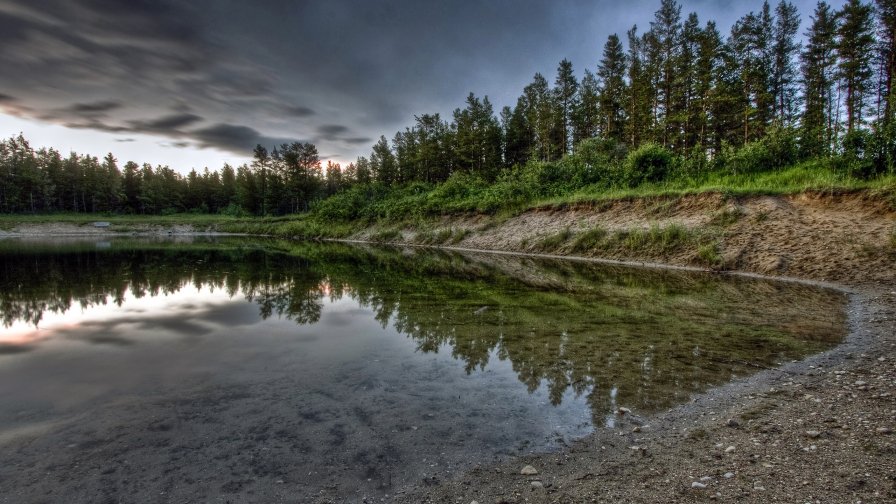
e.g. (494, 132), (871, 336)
(710, 207), (743, 227)
(530, 223), (722, 267)
(535, 227), (573, 251)
(371, 228), (401, 242)
(697, 242), (724, 268)
(535, 164), (896, 210)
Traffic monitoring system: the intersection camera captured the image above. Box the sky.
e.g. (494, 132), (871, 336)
(0, 0), (831, 173)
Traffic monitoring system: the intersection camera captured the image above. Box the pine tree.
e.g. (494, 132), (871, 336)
(625, 26), (654, 147)
(836, 0), (876, 133)
(597, 34), (628, 143)
(876, 0), (896, 125)
(554, 59), (579, 155)
(252, 144), (269, 216)
(694, 21), (725, 152)
(676, 13), (702, 151)
(452, 93), (502, 177)
(772, 1), (801, 125)
(371, 136), (397, 185)
(522, 73), (558, 161)
(502, 100), (532, 167)
(801, 1), (838, 156)
(573, 69), (600, 146)
(650, 0), (683, 147)
(730, 2), (776, 143)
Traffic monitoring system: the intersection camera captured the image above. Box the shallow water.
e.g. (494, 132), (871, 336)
(0, 237), (846, 502)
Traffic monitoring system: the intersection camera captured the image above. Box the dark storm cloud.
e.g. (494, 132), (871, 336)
(319, 125), (349, 136)
(65, 119), (129, 133)
(285, 106), (316, 117)
(0, 0), (821, 165)
(128, 113), (203, 132)
(191, 123), (296, 153)
(68, 101), (123, 115)
(343, 137), (374, 145)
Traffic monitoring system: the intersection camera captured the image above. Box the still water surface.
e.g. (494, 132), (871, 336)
(0, 237), (845, 502)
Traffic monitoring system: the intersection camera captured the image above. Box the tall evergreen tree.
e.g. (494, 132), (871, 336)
(836, 0), (876, 133)
(502, 100), (532, 167)
(554, 59), (579, 155)
(801, 1), (839, 156)
(650, 0), (683, 147)
(597, 34), (628, 143)
(522, 73), (558, 161)
(452, 93), (502, 177)
(625, 26), (654, 147)
(875, 0), (896, 124)
(371, 136), (397, 185)
(730, 2), (776, 143)
(252, 144), (269, 216)
(694, 21), (725, 152)
(676, 13), (702, 151)
(573, 69), (600, 146)
(772, 1), (802, 125)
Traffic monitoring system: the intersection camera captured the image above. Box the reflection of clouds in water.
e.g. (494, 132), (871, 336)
(1, 285), (246, 348)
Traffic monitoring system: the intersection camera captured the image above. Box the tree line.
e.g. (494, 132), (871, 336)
(1, 0), (894, 216)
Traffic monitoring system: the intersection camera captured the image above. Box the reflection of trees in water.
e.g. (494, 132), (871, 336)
(0, 241), (846, 417)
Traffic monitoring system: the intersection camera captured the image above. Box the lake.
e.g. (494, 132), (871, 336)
(0, 237), (846, 503)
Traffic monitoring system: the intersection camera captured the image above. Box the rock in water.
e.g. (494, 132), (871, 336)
(520, 465), (538, 475)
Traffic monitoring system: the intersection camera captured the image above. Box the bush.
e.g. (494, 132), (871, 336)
(764, 126), (800, 167)
(313, 184), (377, 221)
(838, 129), (875, 178)
(219, 202), (250, 217)
(623, 143), (673, 186)
(722, 141), (773, 175)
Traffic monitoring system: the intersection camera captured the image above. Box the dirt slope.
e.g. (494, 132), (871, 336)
(354, 192), (896, 285)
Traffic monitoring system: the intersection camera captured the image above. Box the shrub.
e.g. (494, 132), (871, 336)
(838, 129), (875, 178)
(764, 126), (800, 168)
(623, 143), (673, 186)
(219, 203), (250, 217)
(723, 141), (773, 175)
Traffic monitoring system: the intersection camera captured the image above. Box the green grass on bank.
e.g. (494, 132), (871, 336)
(538, 163), (896, 208)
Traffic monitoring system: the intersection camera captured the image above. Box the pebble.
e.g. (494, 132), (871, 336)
(805, 430), (821, 438)
(520, 465), (538, 476)
(470, 501), (479, 504)
(691, 482), (708, 489)
(725, 445), (736, 454)
(723, 472), (735, 479)
(876, 427), (893, 435)
(617, 407), (631, 415)
(726, 418), (740, 428)
(530, 481), (543, 489)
